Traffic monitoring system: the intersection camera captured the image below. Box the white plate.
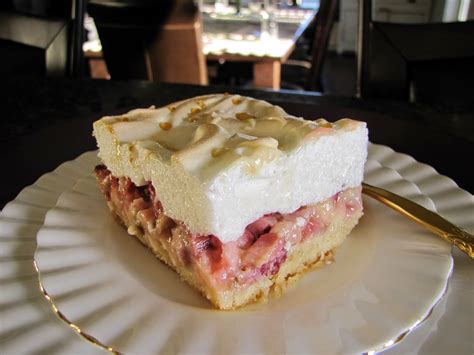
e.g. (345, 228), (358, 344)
(0, 153), (103, 354)
(33, 145), (456, 355)
(1, 144), (472, 354)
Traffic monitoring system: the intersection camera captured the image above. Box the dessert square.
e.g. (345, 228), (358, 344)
(93, 94), (368, 309)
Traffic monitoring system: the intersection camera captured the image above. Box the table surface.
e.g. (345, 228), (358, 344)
(0, 77), (473, 354)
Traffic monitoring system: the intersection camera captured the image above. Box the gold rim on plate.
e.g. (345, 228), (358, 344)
(34, 257), (452, 354)
(34, 260), (119, 354)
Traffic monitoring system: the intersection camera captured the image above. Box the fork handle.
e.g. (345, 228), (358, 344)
(362, 183), (474, 259)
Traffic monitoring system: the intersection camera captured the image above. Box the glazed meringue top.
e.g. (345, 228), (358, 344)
(93, 94), (368, 242)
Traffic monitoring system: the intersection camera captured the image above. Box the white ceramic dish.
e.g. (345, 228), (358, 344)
(2, 144), (472, 354)
(34, 145), (455, 354)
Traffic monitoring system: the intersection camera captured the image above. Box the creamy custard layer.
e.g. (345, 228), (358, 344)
(93, 94), (368, 242)
(95, 166), (363, 309)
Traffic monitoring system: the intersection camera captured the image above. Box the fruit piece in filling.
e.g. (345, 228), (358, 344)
(95, 165), (363, 309)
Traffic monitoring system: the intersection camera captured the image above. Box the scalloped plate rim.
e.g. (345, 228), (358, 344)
(31, 145), (461, 354)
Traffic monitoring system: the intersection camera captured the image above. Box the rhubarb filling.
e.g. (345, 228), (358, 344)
(95, 165), (363, 302)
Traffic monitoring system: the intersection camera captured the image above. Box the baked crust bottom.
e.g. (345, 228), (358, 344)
(95, 166), (363, 310)
(208, 213), (362, 309)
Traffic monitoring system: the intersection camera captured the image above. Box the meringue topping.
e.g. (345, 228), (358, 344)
(93, 94), (368, 242)
(105, 94), (332, 177)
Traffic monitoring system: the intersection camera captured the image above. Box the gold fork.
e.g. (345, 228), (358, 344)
(362, 183), (474, 259)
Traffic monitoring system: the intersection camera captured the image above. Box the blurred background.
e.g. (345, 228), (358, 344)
(1, 0), (473, 106)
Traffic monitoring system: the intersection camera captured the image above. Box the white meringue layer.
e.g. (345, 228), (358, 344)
(93, 94), (368, 242)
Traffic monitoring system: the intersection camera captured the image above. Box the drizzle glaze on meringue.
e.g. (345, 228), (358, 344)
(106, 94), (356, 178)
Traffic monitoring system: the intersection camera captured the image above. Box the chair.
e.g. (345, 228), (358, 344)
(357, 0), (474, 106)
(0, 0), (84, 77)
(146, 1), (208, 85)
(88, 0), (208, 85)
(281, 0), (339, 92)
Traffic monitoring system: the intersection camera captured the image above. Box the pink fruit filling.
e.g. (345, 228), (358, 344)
(95, 165), (362, 289)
